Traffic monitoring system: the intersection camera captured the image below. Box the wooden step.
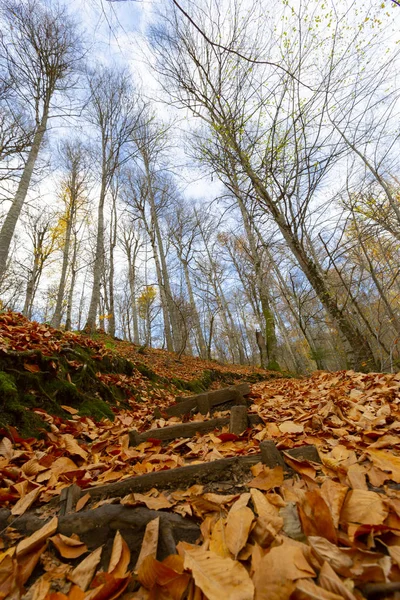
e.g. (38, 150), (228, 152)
(129, 412), (263, 446)
(164, 383), (250, 417)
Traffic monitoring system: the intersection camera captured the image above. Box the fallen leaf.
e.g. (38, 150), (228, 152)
(108, 531), (130, 578)
(253, 540), (315, 600)
(225, 506), (254, 559)
(16, 516), (58, 557)
(135, 518), (159, 573)
(318, 561), (357, 600)
(178, 542), (254, 600)
(50, 533), (88, 559)
(11, 486), (41, 516)
(248, 466), (284, 490)
(68, 545), (103, 591)
(340, 489), (388, 525)
(279, 421), (304, 434)
(75, 493), (90, 512)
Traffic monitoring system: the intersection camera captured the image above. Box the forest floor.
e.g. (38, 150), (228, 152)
(1, 312), (400, 599)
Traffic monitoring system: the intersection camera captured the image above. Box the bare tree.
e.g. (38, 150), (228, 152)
(84, 65), (140, 330)
(51, 139), (90, 328)
(0, 0), (83, 280)
(150, 0), (385, 370)
(20, 208), (57, 319)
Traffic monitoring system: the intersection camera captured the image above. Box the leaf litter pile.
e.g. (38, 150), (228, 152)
(1, 316), (400, 598)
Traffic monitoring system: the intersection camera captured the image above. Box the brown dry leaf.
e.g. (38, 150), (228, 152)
(0, 437), (13, 460)
(61, 405), (79, 415)
(108, 530), (130, 578)
(135, 518), (160, 573)
(62, 434), (88, 461)
(75, 493), (90, 512)
(50, 533), (88, 559)
(178, 542), (254, 600)
(320, 479), (348, 529)
(299, 490), (337, 544)
(318, 561), (357, 600)
(248, 466), (284, 491)
(25, 576), (51, 600)
(282, 454), (317, 479)
(225, 506), (254, 559)
(340, 489), (388, 525)
(229, 493), (251, 513)
(346, 464), (368, 490)
(293, 578), (344, 600)
(21, 458), (46, 477)
(51, 457), (79, 477)
(122, 492), (172, 510)
(279, 421), (304, 434)
(250, 488), (283, 543)
(366, 448), (400, 483)
(308, 537), (354, 577)
(11, 486), (41, 516)
(17, 542), (47, 585)
(16, 516), (58, 557)
(84, 575), (130, 600)
(202, 493), (238, 506)
(209, 518), (231, 558)
(253, 540), (315, 600)
(68, 545), (102, 591)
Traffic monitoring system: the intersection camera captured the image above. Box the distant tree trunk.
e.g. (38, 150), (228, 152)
(51, 185), (77, 328)
(145, 162), (183, 353)
(108, 188), (118, 337)
(230, 182), (279, 369)
(180, 258), (207, 359)
(23, 253), (39, 319)
(0, 115), (48, 280)
(65, 229), (79, 331)
(86, 176), (106, 330)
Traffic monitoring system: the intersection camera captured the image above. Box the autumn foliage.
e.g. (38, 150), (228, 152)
(1, 313), (400, 598)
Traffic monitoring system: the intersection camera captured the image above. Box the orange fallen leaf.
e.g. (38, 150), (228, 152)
(50, 533), (88, 559)
(248, 466), (284, 490)
(340, 489), (388, 526)
(75, 493), (90, 512)
(177, 542), (254, 600)
(135, 518), (159, 573)
(69, 546), (103, 591)
(225, 506), (254, 559)
(11, 486), (42, 516)
(16, 516), (58, 557)
(108, 531), (130, 579)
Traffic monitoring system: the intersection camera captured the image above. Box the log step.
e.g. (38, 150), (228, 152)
(164, 383), (250, 417)
(129, 412), (263, 446)
(82, 443), (321, 501)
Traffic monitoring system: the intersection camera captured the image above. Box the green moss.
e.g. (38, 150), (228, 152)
(79, 397), (115, 421)
(0, 371), (18, 400)
(136, 363), (158, 381)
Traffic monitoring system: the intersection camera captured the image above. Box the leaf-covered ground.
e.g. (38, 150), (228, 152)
(1, 313), (400, 599)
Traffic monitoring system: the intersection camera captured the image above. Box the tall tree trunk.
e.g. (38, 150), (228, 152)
(65, 232), (78, 331)
(232, 186), (279, 370)
(180, 258), (207, 359)
(85, 176), (107, 330)
(127, 254), (140, 344)
(108, 192), (118, 338)
(0, 113), (48, 280)
(23, 255), (39, 319)
(51, 186), (76, 329)
(144, 161), (183, 353)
